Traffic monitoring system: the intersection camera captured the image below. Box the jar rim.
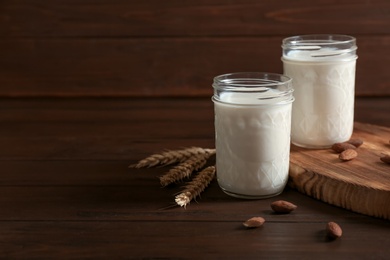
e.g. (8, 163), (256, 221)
(213, 72), (292, 88)
(212, 72), (293, 105)
(211, 95), (295, 106)
(282, 34), (356, 48)
(282, 34), (357, 61)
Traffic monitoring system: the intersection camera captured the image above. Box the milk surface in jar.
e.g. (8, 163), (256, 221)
(282, 35), (358, 148)
(212, 72), (294, 199)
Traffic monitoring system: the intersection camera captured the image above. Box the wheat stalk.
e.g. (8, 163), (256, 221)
(159, 154), (210, 187)
(175, 166), (216, 208)
(130, 147), (215, 168)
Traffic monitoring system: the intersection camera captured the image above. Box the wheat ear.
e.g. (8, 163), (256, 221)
(129, 147), (215, 168)
(175, 166), (216, 208)
(159, 154), (210, 187)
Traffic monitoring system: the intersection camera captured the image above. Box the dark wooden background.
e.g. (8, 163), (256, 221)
(1, 0), (389, 98)
(1, 2), (389, 258)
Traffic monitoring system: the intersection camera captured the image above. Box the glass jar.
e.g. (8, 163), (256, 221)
(212, 72), (294, 199)
(282, 34), (358, 148)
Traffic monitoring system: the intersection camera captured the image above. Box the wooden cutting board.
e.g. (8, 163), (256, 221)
(289, 122), (390, 220)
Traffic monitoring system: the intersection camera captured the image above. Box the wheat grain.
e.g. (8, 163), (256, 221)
(175, 166), (216, 208)
(129, 147), (215, 168)
(159, 154), (209, 187)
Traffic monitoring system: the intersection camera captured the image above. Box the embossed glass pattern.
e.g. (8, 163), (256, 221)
(212, 72), (294, 199)
(282, 35), (358, 148)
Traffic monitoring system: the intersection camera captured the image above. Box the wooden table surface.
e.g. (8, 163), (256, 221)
(1, 96), (389, 259)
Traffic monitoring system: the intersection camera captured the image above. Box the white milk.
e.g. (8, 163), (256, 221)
(282, 42), (356, 148)
(214, 91), (293, 198)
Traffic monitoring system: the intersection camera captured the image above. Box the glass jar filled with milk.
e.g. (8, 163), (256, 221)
(282, 34), (358, 148)
(212, 72), (294, 199)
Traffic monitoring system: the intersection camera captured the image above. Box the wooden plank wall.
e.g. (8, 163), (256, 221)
(1, 0), (389, 97)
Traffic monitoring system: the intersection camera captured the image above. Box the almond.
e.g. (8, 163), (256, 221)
(331, 142), (356, 153)
(339, 149), (358, 161)
(346, 138), (363, 148)
(326, 221), (342, 239)
(380, 155), (390, 165)
(270, 200), (297, 214)
(243, 217), (265, 228)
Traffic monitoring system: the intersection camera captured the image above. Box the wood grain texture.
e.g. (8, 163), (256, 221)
(1, 0), (389, 37)
(0, 97), (387, 161)
(289, 122), (390, 220)
(0, 97), (389, 258)
(0, 221), (389, 258)
(0, 36), (389, 97)
(0, 0), (389, 97)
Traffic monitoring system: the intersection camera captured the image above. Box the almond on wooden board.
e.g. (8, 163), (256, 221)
(243, 217), (265, 228)
(326, 221), (342, 239)
(331, 142), (356, 153)
(346, 138), (363, 148)
(339, 149), (358, 161)
(380, 154), (390, 164)
(270, 200), (297, 214)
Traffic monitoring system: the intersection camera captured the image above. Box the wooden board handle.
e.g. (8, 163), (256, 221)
(289, 162), (390, 220)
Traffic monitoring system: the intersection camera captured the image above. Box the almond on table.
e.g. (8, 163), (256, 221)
(346, 138), (364, 148)
(243, 217), (265, 228)
(326, 222), (343, 239)
(339, 149), (358, 161)
(270, 200), (297, 214)
(331, 142), (357, 153)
